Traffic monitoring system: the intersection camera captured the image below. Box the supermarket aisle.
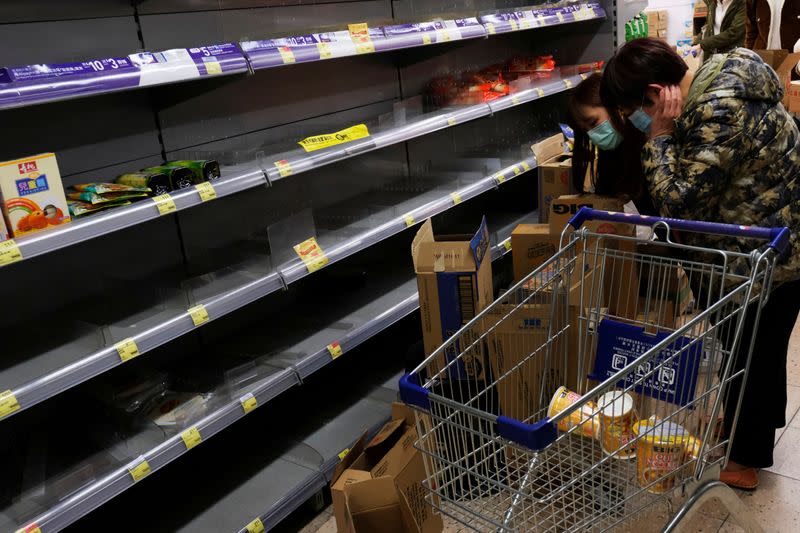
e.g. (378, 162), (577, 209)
(301, 317), (800, 533)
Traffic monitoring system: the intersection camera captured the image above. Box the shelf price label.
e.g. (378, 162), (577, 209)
(115, 338), (140, 362)
(180, 426), (203, 450)
(536, 15), (546, 26)
(245, 518), (265, 533)
(509, 20), (519, 31)
(153, 194), (177, 216)
(520, 19), (532, 29)
(195, 182), (217, 202)
(278, 46), (296, 64)
(403, 214), (415, 227)
(587, 6), (596, 17)
(338, 448), (351, 460)
(556, 11), (565, 23)
(503, 238), (512, 251)
(422, 34), (432, 45)
(0, 239), (22, 266)
(327, 341), (343, 360)
(447, 117), (457, 126)
(496, 173), (506, 184)
(535, 87), (545, 97)
(511, 95), (521, 105)
(0, 390), (20, 419)
(521, 161), (531, 171)
(127, 456), (151, 482)
(205, 61), (222, 75)
(450, 192), (462, 205)
(274, 160), (293, 178)
(240, 392), (258, 414)
(485, 22), (496, 34)
(348, 23), (375, 54)
(436, 29), (453, 42)
(317, 42), (333, 59)
(15, 524), (41, 533)
(513, 166), (521, 175)
(294, 237), (329, 273)
(298, 124), (370, 153)
(563, 79), (573, 89)
(188, 304), (210, 327)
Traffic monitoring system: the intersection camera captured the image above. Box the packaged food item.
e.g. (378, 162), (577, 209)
(116, 171), (171, 195)
(72, 183), (151, 195)
(67, 190), (150, 205)
(548, 386), (599, 438)
(142, 165), (196, 190)
(68, 199), (132, 218)
(162, 160), (221, 183)
(597, 390), (638, 459)
(633, 417), (690, 493)
(0, 153), (71, 237)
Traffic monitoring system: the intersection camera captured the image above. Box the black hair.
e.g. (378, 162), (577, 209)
(600, 37), (688, 109)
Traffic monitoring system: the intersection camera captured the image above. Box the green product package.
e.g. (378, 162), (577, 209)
(117, 172), (172, 196)
(69, 199), (132, 218)
(68, 191), (150, 205)
(641, 11), (649, 35)
(162, 160), (221, 183)
(625, 20), (633, 41)
(142, 165), (196, 190)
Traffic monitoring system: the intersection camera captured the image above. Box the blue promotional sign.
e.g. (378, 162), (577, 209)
(590, 319), (702, 406)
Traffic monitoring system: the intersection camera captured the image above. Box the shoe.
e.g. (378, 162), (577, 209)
(720, 467), (759, 490)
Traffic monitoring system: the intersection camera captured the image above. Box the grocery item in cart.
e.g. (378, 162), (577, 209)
(548, 386), (599, 438)
(597, 390), (638, 459)
(632, 417), (690, 493)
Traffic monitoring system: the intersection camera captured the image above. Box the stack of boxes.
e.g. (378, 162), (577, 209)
(644, 10), (669, 41)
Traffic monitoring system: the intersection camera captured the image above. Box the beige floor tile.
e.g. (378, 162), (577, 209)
(766, 427), (800, 480)
(308, 512), (336, 533)
(717, 516), (746, 532)
(788, 325), (800, 387)
(733, 471), (800, 532)
(775, 385), (800, 441)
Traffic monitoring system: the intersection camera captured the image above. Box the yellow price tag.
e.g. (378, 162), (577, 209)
(115, 338), (140, 363)
(520, 19), (531, 29)
(580, 73), (588, 81)
(298, 124), (370, 153)
(535, 87), (545, 97)
(0, 239), (22, 266)
(317, 42), (333, 59)
(511, 95), (521, 105)
(587, 6), (596, 17)
(15, 525), (41, 533)
(485, 22), (496, 34)
(509, 20), (519, 31)
(503, 238), (512, 251)
(338, 448), (351, 460)
(293, 236), (329, 273)
(563, 79), (573, 89)
(195, 181), (217, 202)
(274, 159), (293, 178)
(127, 457), (151, 482)
(513, 166), (521, 175)
(447, 117), (457, 126)
(153, 194), (176, 216)
(436, 29), (452, 42)
(521, 161), (531, 171)
(536, 15), (546, 26)
(205, 61), (222, 75)
(245, 518), (265, 533)
(423, 34), (432, 44)
(180, 427), (202, 450)
(450, 192), (462, 205)
(556, 12), (565, 23)
(403, 214), (415, 227)
(188, 304), (210, 327)
(496, 173), (506, 184)
(240, 393), (258, 414)
(0, 390), (20, 419)
(328, 342), (343, 360)
(278, 46), (296, 64)
(355, 42), (375, 54)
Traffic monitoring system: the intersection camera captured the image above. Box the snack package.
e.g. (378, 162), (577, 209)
(142, 165), (196, 190)
(116, 171), (172, 196)
(162, 160), (221, 183)
(0, 153), (71, 237)
(72, 183), (151, 195)
(68, 199), (132, 218)
(559, 124), (575, 153)
(67, 190), (150, 205)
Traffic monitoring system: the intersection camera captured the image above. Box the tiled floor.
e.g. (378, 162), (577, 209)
(303, 320), (800, 532)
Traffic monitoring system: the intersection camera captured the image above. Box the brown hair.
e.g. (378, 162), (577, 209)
(567, 73), (652, 210)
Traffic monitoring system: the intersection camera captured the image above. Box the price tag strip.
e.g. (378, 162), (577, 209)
(240, 392), (258, 414)
(0, 239), (22, 266)
(278, 46), (296, 64)
(521, 161), (531, 171)
(348, 23), (376, 54)
(195, 181), (217, 202)
(115, 338), (140, 362)
(0, 390), (21, 419)
(180, 426), (203, 449)
(188, 304), (210, 326)
(245, 518), (265, 533)
(153, 194), (177, 216)
(403, 214), (415, 227)
(293, 237), (329, 273)
(127, 456), (151, 482)
(297, 124), (370, 153)
(327, 341), (344, 360)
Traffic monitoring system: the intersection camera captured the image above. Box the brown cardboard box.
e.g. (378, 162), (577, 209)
(531, 133), (565, 164)
(332, 404), (442, 533)
(412, 217), (493, 378)
(789, 81), (800, 113)
(537, 155), (574, 224)
(548, 194), (627, 234)
(511, 224), (560, 281)
(755, 49), (789, 70)
(775, 53), (800, 110)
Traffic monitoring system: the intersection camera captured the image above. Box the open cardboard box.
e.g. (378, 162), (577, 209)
(332, 404), (442, 533)
(775, 53), (800, 110)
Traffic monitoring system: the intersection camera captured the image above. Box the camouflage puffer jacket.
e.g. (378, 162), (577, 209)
(642, 48), (800, 285)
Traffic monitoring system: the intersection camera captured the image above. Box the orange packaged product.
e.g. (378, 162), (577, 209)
(0, 153), (70, 237)
(548, 386), (599, 439)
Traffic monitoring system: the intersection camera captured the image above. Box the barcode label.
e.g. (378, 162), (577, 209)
(458, 275), (475, 323)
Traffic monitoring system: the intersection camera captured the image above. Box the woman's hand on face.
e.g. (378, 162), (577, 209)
(648, 85), (683, 140)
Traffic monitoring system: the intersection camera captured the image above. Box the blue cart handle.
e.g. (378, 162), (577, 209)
(568, 207), (790, 254)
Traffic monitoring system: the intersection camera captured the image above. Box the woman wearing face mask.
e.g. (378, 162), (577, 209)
(566, 73), (655, 216)
(601, 37), (800, 490)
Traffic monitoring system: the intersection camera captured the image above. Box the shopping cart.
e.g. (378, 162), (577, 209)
(400, 208), (790, 533)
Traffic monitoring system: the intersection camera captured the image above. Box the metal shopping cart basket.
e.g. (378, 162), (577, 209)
(399, 208), (790, 532)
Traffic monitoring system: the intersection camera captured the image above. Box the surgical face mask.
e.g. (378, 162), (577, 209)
(587, 120), (623, 150)
(628, 95), (653, 133)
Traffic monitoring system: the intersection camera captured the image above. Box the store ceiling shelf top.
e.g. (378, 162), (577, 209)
(0, 3), (604, 111)
(0, 69), (590, 269)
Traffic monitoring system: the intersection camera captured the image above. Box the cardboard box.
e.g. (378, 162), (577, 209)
(531, 133), (565, 165)
(511, 224), (560, 281)
(548, 194), (626, 234)
(775, 53), (800, 110)
(537, 155), (574, 224)
(789, 81), (800, 113)
(412, 217), (493, 378)
(333, 404), (442, 533)
(0, 153), (70, 238)
(755, 49), (789, 70)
